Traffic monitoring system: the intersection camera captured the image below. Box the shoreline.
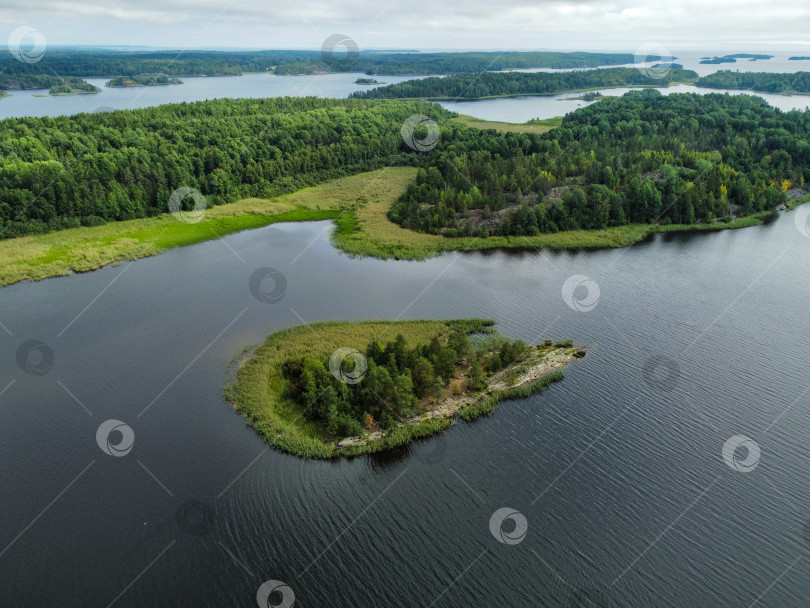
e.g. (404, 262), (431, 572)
(336, 345), (579, 449)
(380, 82), (691, 102)
(0, 167), (805, 286)
(225, 319), (583, 459)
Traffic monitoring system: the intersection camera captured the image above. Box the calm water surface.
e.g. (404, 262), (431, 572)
(3, 50), (810, 607)
(1, 208), (810, 606)
(3, 53), (810, 123)
(0, 72), (424, 119)
(440, 84), (810, 123)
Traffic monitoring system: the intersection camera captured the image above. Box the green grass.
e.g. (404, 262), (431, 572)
(224, 318), (495, 459)
(451, 114), (563, 134)
(459, 370), (565, 421)
(654, 212), (775, 233)
(0, 167), (415, 286)
(526, 116), (565, 128)
(1, 165), (804, 285)
(335, 200), (655, 259)
(787, 193), (810, 211)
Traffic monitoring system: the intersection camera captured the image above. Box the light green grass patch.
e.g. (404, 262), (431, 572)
(451, 114), (563, 134)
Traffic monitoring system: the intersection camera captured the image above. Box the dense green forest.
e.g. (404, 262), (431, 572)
(272, 51), (637, 75)
(2, 90), (808, 241)
(106, 74), (183, 87)
(350, 67), (699, 100)
(280, 327), (528, 435)
(0, 49), (634, 88)
(389, 91), (809, 237)
(0, 73), (100, 93)
(0, 97), (442, 237)
(696, 70), (810, 94)
(0, 49), (639, 96)
(47, 77), (100, 95)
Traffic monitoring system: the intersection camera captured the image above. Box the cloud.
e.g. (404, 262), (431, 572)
(3, 0), (810, 50)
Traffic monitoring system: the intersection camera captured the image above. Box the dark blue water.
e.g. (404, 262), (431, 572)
(1, 208), (810, 606)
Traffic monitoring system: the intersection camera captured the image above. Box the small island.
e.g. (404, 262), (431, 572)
(700, 53), (773, 64)
(106, 73), (183, 87)
(225, 319), (584, 458)
(355, 77), (382, 85)
(789, 56), (810, 61)
(566, 91), (604, 101)
(47, 76), (100, 96)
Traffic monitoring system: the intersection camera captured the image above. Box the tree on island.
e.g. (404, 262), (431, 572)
(279, 330), (531, 435)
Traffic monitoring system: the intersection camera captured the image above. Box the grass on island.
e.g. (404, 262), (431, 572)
(224, 318), (571, 459)
(451, 114), (563, 134)
(0, 165), (802, 286)
(225, 319), (482, 458)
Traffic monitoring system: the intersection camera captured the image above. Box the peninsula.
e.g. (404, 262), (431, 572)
(1, 92), (809, 285)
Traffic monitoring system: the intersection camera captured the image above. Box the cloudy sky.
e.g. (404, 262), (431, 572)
(2, 0), (809, 52)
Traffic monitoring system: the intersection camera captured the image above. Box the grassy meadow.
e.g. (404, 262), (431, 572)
(0, 162), (797, 286)
(451, 114), (564, 134)
(0, 167), (414, 286)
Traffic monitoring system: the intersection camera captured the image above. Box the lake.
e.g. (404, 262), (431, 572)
(3, 54), (810, 124)
(0, 72), (425, 119)
(2, 206), (810, 606)
(3, 52), (810, 607)
(440, 84), (810, 123)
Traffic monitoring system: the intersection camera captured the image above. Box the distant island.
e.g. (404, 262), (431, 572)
(567, 91), (604, 101)
(48, 77), (101, 96)
(0, 48), (639, 81)
(106, 74), (183, 87)
(355, 77), (381, 84)
(789, 56), (810, 61)
(1, 74), (100, 95)
(700, 53), (773, 64)
(351, 66), (699, 100)
(225, 319), (584, 458)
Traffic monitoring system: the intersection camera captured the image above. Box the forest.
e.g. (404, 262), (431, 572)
(389, 91), (810, 237)
(2, 90), (808, 241)
(0, 74), (100, 94)
(0, 49), (635, 92)
(106, 74), (183, 87)
(279, 328), (527, 436)
(47, 77), (100, 95)
(350, 67), (699, 100)
(0, 97), (443, 237)
(696, 70), (810, 94)
(271, 50), (637, 75)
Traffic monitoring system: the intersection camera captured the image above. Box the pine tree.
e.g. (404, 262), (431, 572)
(468, 356), (486, 391)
